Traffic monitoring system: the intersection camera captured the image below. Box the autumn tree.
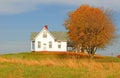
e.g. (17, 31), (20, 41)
(64, 5), (116, 58)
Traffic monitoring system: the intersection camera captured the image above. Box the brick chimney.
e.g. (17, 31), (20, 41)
(44, 25), (48, 30)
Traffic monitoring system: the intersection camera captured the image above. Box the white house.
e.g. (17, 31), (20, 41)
(30, 26), (71, 52)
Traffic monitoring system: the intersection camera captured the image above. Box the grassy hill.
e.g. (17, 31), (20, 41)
(0, 52), (120, 78)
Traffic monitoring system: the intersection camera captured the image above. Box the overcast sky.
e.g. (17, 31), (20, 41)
(0, 0), (120, 56)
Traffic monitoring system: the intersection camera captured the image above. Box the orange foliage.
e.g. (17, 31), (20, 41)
(64, 5), (116, 57)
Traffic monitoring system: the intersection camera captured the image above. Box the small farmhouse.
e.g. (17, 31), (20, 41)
(30, 26), (72, 52)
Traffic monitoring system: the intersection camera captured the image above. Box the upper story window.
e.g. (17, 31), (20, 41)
(43, 31), (47, 38)
(49, 41), (52, 48)
(38, 41), (41, 48)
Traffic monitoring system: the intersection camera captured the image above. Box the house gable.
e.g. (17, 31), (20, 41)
(31, 27), (55, 41)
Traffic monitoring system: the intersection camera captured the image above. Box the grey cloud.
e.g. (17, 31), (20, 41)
(0, 0), (120, 14)
(0, 41), (29, 54)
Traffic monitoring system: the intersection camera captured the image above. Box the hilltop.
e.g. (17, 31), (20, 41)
(0, 52), (120, 78)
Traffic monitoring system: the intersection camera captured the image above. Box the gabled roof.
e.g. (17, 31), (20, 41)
(30, 32), (39, 40)
(31, 31), (68, 41)
(50, 31), (68, 41)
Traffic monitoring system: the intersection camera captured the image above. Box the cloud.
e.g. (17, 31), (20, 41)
(0, 0), (120, 14)
(0, 0), (39, 14)
(0, 41), (29, 54)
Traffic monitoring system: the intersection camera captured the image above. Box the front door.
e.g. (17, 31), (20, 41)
(43, 43), (47, 51)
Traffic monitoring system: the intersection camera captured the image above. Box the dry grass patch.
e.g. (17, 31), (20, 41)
(0, 56), (120, 71)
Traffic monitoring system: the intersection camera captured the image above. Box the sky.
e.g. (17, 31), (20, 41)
(0, 0), (120, 56)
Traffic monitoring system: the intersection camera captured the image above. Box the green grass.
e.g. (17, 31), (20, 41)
(0, 52), (120, 78)
(0, 52), (60, 60)
(1, 52), (120, 62)
(0, 62), (89, 78)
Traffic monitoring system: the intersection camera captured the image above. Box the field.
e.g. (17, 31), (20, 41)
(0, 52), (120, 78)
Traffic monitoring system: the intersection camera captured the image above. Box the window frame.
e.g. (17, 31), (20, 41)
(49, 41), (52, 48)
(58, 41), (61, 49)
(43, 31), (47, 38)
(38, 41), (41, 48)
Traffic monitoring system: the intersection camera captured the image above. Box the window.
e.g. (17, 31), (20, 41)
(32, 41), (35, 49)
(49, 41), (52, 48)
(38, 41), (41, 48)
(58, 42), (61, 48)
(43, 31), (47, 38)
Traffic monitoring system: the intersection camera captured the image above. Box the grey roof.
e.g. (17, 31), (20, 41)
(31, 31), (68, 41)
(30, 32), (38, 40)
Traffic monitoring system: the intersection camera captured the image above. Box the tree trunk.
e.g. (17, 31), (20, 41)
(75, 45), (81, 53)
(87, 46), (97, 59)
(81, 47), (85, 53)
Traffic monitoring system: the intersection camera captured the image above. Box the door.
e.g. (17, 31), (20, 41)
(43, 43), (47, 51)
